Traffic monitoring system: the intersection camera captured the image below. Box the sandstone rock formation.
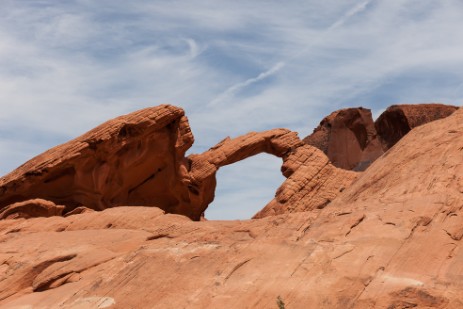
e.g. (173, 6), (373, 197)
(0, 107), (461, 308)
(253, 144), (358, 218)
(0, 199), (65, 220)
(0, 105), (354, 221)
(303, 107), (383, 171)
(374, 103), (458, 149)
(189, 130), (358, 219)
(0, 105), (209, 219)
(304, 103), (458, 171)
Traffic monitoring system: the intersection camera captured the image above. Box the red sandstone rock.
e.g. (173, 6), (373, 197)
(375, 103), (458, 149)
(0, 108), (353, 221)
(0, 104), (195, 217)
(304, 104), (457, 171)
(0, 106), (462, 308)
(0, 199), (65, 220)
(303, 107), (384, 171)
(253, 144), (358, 218)
(189, 129), (357, 219)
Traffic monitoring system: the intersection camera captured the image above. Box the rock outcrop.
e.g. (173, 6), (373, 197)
(0, 105), (354, 221)
(0, 199), (65, 220)
(0, 107), (462, 308)
(253, 144), (358, 218)
(304, 103), (458, 171)
(189, 130), (358, 219)
(303, 107), (383, 171)
(0, 105), (197, 218)
(374, 103), (458, 149)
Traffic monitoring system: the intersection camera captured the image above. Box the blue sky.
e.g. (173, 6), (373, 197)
(1, 0), (462, 219)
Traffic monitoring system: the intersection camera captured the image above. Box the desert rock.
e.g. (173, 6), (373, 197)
(0, 105), (463, 309)
(0, 105), (195, 217)
(0, 106), (353, 221)
(304, 104), (458, 171)
(375, 103), (458, 149)
(303, 107), (383, 171)
(0, 107), (462, 308)
(189, 129), (358, 219)
(0, 199), (65, 220)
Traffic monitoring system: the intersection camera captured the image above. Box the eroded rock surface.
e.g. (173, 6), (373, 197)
(0, 199), (65, 220)
(303, 107), (383, 171)
(0, 107), (462, 308)
(0, 105), (196, 218)
(375, 103), (458, 149)
(253, 144), (358, 218)
(304, 104), (458, 171)
(0, 105), (353, 221)
(189, 129), (358, 219)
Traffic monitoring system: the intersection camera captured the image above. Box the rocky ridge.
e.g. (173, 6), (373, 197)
(0, 106), (357, 220)
(0, 105), (461, 308)
(303, 103), (458, 171)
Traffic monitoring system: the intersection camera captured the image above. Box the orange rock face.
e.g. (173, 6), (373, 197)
(303, 107), (383, 171)
(375, 103), (458, 149)
(0, 105), (197, 217)
(0, 105), (353, 221)
(304, 104), (458, 171)
(0, 107), (462, 308)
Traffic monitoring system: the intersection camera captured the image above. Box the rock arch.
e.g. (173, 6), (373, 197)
(0, 105), (358, 221)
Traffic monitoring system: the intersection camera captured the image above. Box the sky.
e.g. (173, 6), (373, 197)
(1, 0), (462, 220)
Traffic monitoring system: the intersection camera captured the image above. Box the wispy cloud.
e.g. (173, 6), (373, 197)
(209, 62), (285, 106)
(328, 0), (372, 30)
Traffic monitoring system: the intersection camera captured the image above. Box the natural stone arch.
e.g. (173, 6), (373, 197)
(0, 105), (358, 221)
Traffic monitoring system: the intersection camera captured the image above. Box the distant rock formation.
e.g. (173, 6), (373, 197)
(0, 103), (458, 222)
(303, 103), (458, 171)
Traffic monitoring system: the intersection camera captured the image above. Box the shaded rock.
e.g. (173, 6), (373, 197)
(0, 105), (195, 217)
(0, 199), (65, 220)
(0, 108), (354, 220)
(303, 107), (383, 171)
(64, 206), (95, 217)
(375, 103), (458, 149)
(303, 104), (458, 171)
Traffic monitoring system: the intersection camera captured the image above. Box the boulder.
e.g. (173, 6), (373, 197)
(375, 103), (458, 149)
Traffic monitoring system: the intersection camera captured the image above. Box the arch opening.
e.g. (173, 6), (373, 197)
(204, 153), (285, 220)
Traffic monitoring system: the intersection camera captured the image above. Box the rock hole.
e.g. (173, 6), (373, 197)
(205, 154), (285, 220)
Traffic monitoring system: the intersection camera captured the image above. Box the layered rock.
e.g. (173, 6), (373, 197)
(0, 105), (354, 221)
(253, 144), (358, 218)
(0, 107), (462, 308)
(189, 130), (358, 219)
(0, 105), (196, 218)
(304, 103), (458, 171)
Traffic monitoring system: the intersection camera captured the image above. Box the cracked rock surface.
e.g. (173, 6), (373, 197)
(0, 106), (461, 308)
(0, 105), (355, 220)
